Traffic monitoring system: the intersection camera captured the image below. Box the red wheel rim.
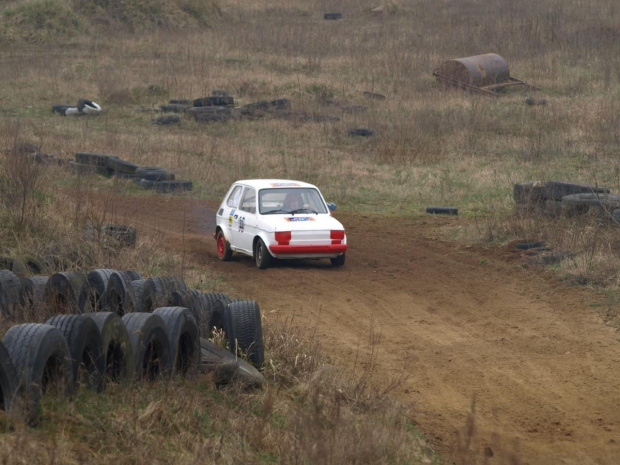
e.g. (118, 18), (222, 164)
(217, 234), (225, 257)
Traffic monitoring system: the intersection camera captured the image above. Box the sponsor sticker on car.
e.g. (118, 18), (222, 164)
(285, 217), (315, 222)
(270, 182), (300, 187)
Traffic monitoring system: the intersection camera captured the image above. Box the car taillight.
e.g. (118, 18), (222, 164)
(275, 231), (292, 245)
(331, 230), (345, 244)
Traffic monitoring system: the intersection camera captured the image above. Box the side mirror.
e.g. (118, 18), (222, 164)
(327, 202), (337, 212)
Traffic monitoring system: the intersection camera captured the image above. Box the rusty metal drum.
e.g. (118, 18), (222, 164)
(434, 53), (510, 87)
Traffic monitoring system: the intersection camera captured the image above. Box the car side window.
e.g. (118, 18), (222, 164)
(239, 188), (256, 214)
(227, 186), (243, 208)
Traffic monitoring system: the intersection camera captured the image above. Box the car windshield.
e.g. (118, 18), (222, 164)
(259, 188), (328, 215)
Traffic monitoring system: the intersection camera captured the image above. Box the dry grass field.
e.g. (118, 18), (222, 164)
(1, 0), (619, 463)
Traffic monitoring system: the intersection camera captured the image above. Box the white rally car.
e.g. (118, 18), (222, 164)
(214, 179), (348, 269)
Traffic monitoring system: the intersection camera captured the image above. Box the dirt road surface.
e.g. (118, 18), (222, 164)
(111, 194), (620, 465)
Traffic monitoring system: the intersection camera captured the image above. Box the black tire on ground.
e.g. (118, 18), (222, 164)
(254, 239), (271, 269)
(123, 270), (142, 281)
(44, 314), (105, 393)
(153, 307), (200, 375)
(100, 271), (137, 316)
(20, 256), (46, 275)
(169, 99), (191, 105)
(363, 91), (386, 100)
(130, 279), (148, 312)
(101, 224), (137, 248)
(43, 271), (88, 315)
(75, 152), (110, 167)
(201, 292), (232, 338)
(193, 96), (234, 107)
(106, 157), (138, 174)
(77, 99), (95, 112)
(153, 115), (181, 125)
(139, 179), (156, 189)
(330, 253), (346, 267)
(79, 268), (117, 313)
(141, 277), (187, 313)
(0, 257), (28, 277)
(153, 180), (193, 193)
(169, 289), (205, 327)
(52, 104), (72, 115)
(135, 167), (175, 181)
(85, 312), (134, 384)
(199, 338), (265, 388)
(216, 230), (233, 261)
(122, 313), (172, 382)
(543, 181), (610, 202)
(159, 104), (187, 113)
(2, 323), (72, 425)
(612, 209), (620, 227)
(561, 193), (620, 209)
(513, 181), (545, 205)
(0, 341), (18, 412)
(426, 206), (458, 215)
(21, 275), (49, 320)
(515, 241), (546, 250)
(225, 300), (265, 369)
(324, 12), (342, 20)
(0, 270), (23, 320)
(349, 128), (374, 137)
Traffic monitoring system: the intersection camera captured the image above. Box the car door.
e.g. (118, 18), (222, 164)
(231, 187), (258, 254)
(221, 185), (243, 248)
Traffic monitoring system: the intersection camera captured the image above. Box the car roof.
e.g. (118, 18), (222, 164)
(233, 179), (319, 190)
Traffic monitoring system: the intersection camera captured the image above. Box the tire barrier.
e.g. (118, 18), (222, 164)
(122, 312), (172, 382)
(45, 314), (105, 393)
(100, 271), (137, 315)
(2, 323), (73, 425)
(225, 300), (265, 369)
(43, 271), (88, 315)
(153, 307), (200, 375)
(86, 312), (134, 385)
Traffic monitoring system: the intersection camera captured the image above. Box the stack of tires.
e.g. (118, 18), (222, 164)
(0, 266), (266, 425)
(514, 180), (617, 221)
(67, 151), (192, 193)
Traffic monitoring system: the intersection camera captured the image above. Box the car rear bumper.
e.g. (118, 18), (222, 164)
(269, 244), (348, 255)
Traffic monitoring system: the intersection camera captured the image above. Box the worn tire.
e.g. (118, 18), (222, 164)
(0, 257), (28, 278)
(169, 289), (205, 327)
(75, 152), (110, 167)
(122, 313), (172, 382)
(102, 225), (137, 248)
(45, 314), (104, 392)
(100, 271), (137, 315)
(426, 206), (458, 215)
(0, 341), (18, 412)
(544, 181), (610, 202)
(106, 157), (138, 174)
(201, 292), (231, 338)
(85, 312), (134, 384)
(79, 268), (116, 313)
(43, 271), (87, 315)
(130, 279), (148, 312)
(153, 180), (192, 193)
(141, 277), (187, 313)
(153, 307), (200, 375)
(0, 270), (22, 320)
(135, 167), (175, 182)
(2, 324), (72, 425)
(225, 300), (265, 369)
(21, 275), (49, 320)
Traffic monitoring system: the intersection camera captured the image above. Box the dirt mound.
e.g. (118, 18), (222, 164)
(110, 195), (620, 465)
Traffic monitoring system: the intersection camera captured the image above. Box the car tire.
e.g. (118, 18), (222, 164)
(3, 323), (73, 425)
(225, 300), (265, 369)
(216, 230), (232, 261)
(122, 313), (172, 382)
(45, 314), (105, 393)
(85, 312), (134, 385)
(0, 341), (18, 412)
(100, 271), (137, 315)
(201, 292), (231, 338)
(43, 271), (88, 315)
(153, 307), (200, 375)
(169, 289), (204, 328)
(330, 253), (346, 267)
(79, 268), (117, 313)
(0, 270), (22, 320)
(254, 239), (271, 269)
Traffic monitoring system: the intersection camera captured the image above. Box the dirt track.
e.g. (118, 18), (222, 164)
(111, 195), (620, 465)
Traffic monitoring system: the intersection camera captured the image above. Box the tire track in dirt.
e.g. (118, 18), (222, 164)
(110, 195), (620, 465)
